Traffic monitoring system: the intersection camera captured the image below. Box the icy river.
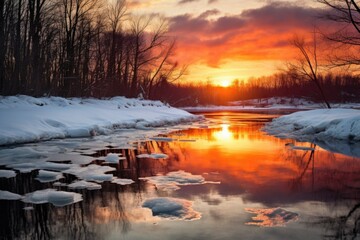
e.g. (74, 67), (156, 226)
(1, 112), (360, 240)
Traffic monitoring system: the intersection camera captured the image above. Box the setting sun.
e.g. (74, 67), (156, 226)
(219, 80), (231, 88)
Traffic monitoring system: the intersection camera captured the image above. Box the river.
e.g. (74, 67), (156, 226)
(0, 112), (359, 240)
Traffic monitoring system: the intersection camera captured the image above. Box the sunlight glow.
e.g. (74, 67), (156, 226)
(213, 124), (233, 141)
(219, 80), (231, 88)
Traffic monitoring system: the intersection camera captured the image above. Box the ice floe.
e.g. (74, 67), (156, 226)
(22, 189), (82, 207)
(0, 190), (22, 200)
(111, 178), (135, 185)
(63, 164), (116, 182)
(0, 170), (16, 178)
(35, 170), (64, 183)
(245, 207), (299, 227)
(68, 180), (102, 190)
(142, 197), (201, 221)
(97, 153), (126, 163)
(140, 170), (219, 191)
(149, 137), (174, 142)
(136, 153), (169, 159)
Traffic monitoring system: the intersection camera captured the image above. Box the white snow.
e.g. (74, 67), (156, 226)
(0, 170), (16, 178)
(140, 170), (219, 191)
(97, 153), (126, 163)
(111, 178), (135, 185)
(264, 109), (360, 142)
(68, 180), (102, 190)
(142, 197), (201, 221)
(0, 95), (199, 146)
(35, 170), (64, 183)
(0, 190), (22, 200)
(22, 189), (82, 207)
(63, 164), (116, 183)
(245, 207), (299, 227)
(182, 97), (359, 112)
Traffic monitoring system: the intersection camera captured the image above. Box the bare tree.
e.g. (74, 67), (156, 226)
(106, 0), (127, 92)
(318, 0), (360, 68)
(287, 34), (331, 108)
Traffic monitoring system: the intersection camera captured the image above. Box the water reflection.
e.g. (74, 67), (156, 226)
(0, 112), (360, 239)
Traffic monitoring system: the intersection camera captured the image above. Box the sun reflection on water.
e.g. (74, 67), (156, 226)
(213, 124), (233, 141)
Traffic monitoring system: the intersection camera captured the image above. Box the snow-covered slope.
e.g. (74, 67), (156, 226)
(182, 97), (359, 112)
(264, 109), (360, 142)
(264, 109), (360, 157)
(0, 95), (199, 146)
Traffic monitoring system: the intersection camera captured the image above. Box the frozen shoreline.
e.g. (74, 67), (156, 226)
(0, 95), (200, 146)
(264, 109), (360, 157)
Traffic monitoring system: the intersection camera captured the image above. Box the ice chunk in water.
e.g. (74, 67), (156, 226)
(97, 153), (126, 163)
(63, 164), (115, 183)
(0, 170), (16, 178)
(149, 137), (174, 142)
(68, 180), (102, 190)
(22, 189), (82, 207)
(35, 170), (64, 183)
(0, 190), (22, 200)
(111, 178), (134, 185)
(142, 197), (201, 221)
(136, 153), (168, 159)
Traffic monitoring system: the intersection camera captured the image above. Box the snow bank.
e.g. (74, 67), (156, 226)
(182, 97), (359, 113)
(245, 207), (299, 227)
(142, 197), (201, 221)
(264, 109), (360, 142)
(0, 95), (199, 146)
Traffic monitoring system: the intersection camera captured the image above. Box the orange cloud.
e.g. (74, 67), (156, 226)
(169, 2), (336, 69)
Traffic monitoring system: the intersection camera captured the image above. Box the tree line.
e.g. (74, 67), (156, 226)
(153, 72), (360, 106)
(0, 0), (180, 98)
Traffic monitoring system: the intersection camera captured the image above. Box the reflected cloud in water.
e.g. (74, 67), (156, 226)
(0, 112), (359, 239)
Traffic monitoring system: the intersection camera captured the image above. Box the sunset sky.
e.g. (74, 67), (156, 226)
(128, 0), (329, 86)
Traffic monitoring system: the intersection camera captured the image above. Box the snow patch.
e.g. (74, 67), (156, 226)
(63, 164), (115, 183)
(0, 170), (16, 178)
(264, 109), (360, 156)
(68, 180), (102, 190)
(0, 95), (199, 146)
(35, 170), (64, 183)
(22, 189), (82, 207)
(0, 190), (22, 200)
(111, 178), (135, 185)
(97, 153), (126, 163)
(142, 197), (201, 221)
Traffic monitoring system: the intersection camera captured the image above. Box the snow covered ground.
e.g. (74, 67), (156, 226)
(0, 95), (200, 146)
(182, 97), (359, 113)
(264, 109), (360, 157)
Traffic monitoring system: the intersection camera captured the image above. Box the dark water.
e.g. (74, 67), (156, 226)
(1, 112), (360, 240)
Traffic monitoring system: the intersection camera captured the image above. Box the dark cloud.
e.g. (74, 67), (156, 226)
(198, 9), (221, 19)
(178, 0), (200, 5)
